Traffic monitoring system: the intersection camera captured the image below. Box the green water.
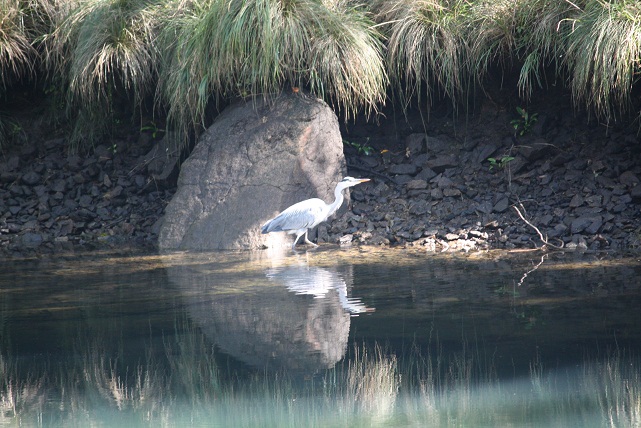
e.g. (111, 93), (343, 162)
(1, 247), (640, 427)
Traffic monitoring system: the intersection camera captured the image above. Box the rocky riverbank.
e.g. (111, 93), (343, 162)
(1, 93), (640, 256)
(334, 96), (641, 252)
(0, 133), (172, 256)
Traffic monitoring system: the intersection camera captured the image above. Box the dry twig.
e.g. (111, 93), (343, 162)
(512, 203), (564, 250)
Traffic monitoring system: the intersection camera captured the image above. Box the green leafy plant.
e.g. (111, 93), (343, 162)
(140, 121), (165, 139)
(344, 139), (374, 156)
(0, 114), (26, 149)
(487, 155), (515, 171)
(511, 106), (538, 136)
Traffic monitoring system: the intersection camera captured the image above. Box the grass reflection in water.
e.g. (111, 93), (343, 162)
(1, 248), (640, 426)
(1, 323), (639, 427)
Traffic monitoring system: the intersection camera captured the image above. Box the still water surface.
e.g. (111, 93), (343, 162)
(1, 247), (640, 427)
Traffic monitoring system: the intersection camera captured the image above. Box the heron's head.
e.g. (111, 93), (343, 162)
(338, 176), (370, 190)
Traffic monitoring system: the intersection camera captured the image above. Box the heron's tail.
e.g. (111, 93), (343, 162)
(261, 219), (278, 234)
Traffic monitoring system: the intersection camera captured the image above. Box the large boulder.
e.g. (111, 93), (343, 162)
(158, 92), (346, 250)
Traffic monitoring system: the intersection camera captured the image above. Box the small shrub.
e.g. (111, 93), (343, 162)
(487, 155), (514, 170)
(511, 106), (538, 136)
(344, 139), (374, 156)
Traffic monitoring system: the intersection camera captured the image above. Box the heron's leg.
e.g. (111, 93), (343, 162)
(303, 230), (318, 247)
(292, 232), (304, 250)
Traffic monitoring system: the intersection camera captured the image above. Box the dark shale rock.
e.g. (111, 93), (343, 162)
(518, 138), (555, 161)
(79, 195), (93, 207)
(585, 217), (603, 235)
(619, 171), (639, 187)
(571, 215), (602, 234)
(569, 194), (584, 208)
(21, 171), (41, 185)
(425, 136), (453, 154)
(389, 163), (419, 176)
(1, 156), (20, 172)
(412, 153), (429, 167)
(21, 232), (43, 248)
(416, 166), (437, 181)
(51, 179), (66, 193)
(142, 134), (181, 186)
(443, 188), (461, 197)
(473, 144), (498, 164)
(406, 179), (428, 190)
(405, 133), (426, 154)
(433, 175), (454, 189)
(426, 155), (458, 173)
(493, 197), (510, 213)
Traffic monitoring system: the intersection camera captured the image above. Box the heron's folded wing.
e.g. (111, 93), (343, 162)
(262, 199), (326, 233)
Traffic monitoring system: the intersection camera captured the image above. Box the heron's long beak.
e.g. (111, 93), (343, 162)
(358, 178), (371, 183)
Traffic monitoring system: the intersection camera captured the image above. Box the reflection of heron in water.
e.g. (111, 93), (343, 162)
(261, 177), (370, 249)
(266, 265), (374, 315)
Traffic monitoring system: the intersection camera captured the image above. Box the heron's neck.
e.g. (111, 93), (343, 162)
(328, 185), (346, 215)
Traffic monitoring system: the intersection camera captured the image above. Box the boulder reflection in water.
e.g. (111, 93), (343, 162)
(169, 258), (373, 373)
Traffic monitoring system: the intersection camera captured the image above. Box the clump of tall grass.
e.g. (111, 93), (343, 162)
(512, 0), (576, 98)
(372, 0), (566, 110)
(373, 0), (471, 110)
(42, 0), (160, 149)
(467, 0), (574, 99)
(0, 0), (45, 151)
(465, 0), (641, 122)
(158, 0), (387, 144)
(563, 0), (641, 123)
(0, 0), (38, 90)
(3, 0), (641, 151)
(374, 0), (641, 125)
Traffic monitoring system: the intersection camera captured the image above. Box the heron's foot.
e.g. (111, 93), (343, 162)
(304, 239), (319, 248)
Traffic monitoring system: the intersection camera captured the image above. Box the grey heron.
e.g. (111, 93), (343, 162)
(261, 176), (370, 249)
